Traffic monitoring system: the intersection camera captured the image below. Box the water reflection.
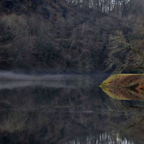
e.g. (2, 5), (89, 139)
(63, 132), (134, 144)
(0, 73), (144, 144)
(101, 86), (144, 101)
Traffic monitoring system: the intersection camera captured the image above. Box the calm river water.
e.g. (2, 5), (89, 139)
(0, 72), (144, 144)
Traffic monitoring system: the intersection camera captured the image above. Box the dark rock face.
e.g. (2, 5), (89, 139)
(4, 1), (14, 9)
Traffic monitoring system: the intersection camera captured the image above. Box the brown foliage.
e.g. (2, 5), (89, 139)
(0, 0), (143, 72)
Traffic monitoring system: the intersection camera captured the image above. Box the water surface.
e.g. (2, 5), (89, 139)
(0, 72), (144, 144)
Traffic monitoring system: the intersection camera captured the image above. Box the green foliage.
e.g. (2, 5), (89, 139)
(105, 30), (144, 73)
(105, 31), (130, 73)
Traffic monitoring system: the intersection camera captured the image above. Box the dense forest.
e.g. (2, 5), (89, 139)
(0, 0), (144, 73)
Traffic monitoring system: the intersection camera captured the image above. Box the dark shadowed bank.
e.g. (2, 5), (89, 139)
(0, 0), (144, 73)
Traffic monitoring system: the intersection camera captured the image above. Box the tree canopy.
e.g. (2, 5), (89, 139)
(0, 0), (143, 73)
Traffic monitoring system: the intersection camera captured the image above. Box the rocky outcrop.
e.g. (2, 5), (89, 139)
(100, 74), (144, 89)
(100, 74), (144, 100)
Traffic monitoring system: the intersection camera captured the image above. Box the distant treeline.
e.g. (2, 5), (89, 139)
(0, 0), (144, 73)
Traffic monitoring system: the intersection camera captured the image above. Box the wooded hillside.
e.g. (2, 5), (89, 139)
(0, 0), (144, 73)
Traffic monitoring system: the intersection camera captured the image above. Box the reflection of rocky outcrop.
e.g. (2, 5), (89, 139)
(98, 74), (144, 144)
(101, 87), (144, 101)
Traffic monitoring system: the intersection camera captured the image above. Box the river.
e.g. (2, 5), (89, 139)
(0, 71), (143, 144)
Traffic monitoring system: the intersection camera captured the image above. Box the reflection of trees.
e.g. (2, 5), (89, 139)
(63, 132), (134, 144)
(0, 85), (143, 143)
